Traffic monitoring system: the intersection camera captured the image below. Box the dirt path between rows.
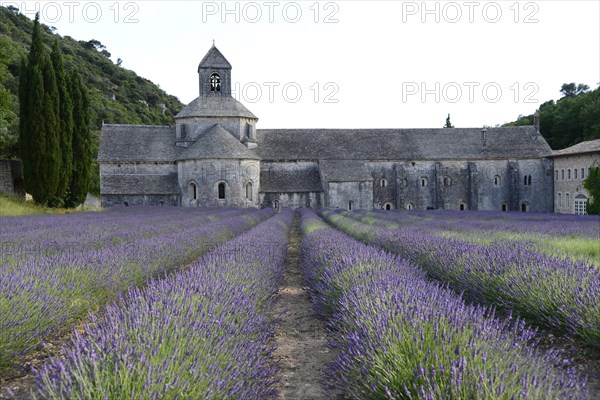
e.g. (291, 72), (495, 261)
(270, 215), (340, 400)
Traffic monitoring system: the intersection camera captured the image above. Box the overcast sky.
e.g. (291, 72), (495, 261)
(10, 0), (600, 129)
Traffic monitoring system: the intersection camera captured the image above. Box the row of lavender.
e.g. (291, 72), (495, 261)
(1, 207), (248, 264)
(300, 209), (587, 399)
(361, 209), (600, 238)
(34, 209), (294, 399)
(322, 210), (600, 347)
(0, 208), (273, 372)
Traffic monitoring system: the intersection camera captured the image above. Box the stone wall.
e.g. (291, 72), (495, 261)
(368, 158), (554, 212)
(101, 194), (180, 207)
(259, 192), (323, 209)
(99, 162), (179, 207)
(178, 159), (260, 207)
(0, 160), (24, 199)
(326, 181), (373, 210)
(553, 152), (600, 214)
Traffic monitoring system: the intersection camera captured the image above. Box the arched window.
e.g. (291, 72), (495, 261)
(273, 200), (280, 210)
(380, 179), (387, 188)
(575, 194), (588, 215)
(523, 175), (532, 186)
(210, 73), (221, 92)
(581, 168), (585, 179)
(123, 201), (129, 207)
(459, 203), (466, 211)
(494, 175), (501, 186)
(348, 201), (354, 211)
(189, 182), (197, 200)
(566, 193), (570, 210)
(406, 203), (413, 210)
(568, 169), (571, 180)
(521, 202), (528, 212)
(245, 182), (253, 201)
(555, 170), (558, 180)
(384, 203), (392, 210)
(306, 198), (312, 208)
(443, 176), (452, 186)
(420, 177), (428, 187)
(558, 193), (562, 208)
(561, 169), (565, 180)
(501, 203), (507, 212)
(218, 182), (226, 199)
(574, 169), (578, 180)
(159, 201), (165, 206)
(403, 178), (408, 187)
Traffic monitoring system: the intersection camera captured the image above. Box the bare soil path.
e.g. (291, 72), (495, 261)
(270, 215), (339, 400)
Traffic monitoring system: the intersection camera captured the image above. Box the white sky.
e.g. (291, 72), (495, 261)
(7, 0), (600, 129)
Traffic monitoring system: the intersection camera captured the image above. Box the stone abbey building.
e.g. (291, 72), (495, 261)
(98, 46), (555, 212)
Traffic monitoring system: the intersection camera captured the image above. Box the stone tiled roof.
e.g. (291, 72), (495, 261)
(550, 139), (600, 157)
(255, 126), (552, 161)
(102, 174), (179, 194)
(320, 160), (373, 182)
(198, 45), (232, 70)
(177, 124), (260, 160)
(260, 166), (322, 192)
(98, 125), (178, 162)
(175, 95), (257, 119)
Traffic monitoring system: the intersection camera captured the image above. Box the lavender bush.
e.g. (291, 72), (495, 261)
(35, 209), (294, 399)
(300, 209), (588, 399)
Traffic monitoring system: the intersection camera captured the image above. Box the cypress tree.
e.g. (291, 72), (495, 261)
(66, 71), (91, 207)
(51, 39), (73, 205)
(19, 13), (61, 205)
(42, 50), (61, 205)
(18, 56), (30, 185)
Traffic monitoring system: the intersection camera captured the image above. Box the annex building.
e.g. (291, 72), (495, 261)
(550, 139), (600, 214)
(98, 45), (556, 212)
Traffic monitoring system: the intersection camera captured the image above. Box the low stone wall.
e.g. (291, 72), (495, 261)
(0, 160), (24, 199)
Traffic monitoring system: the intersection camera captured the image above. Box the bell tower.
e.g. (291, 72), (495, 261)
(198, 43), (232, 97)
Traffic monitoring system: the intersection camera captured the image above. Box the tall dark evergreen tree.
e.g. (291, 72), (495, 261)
(51, 39), (73, 205)
(19, 13), (61, 205)
(444, 113), (454, 128)
(18, 56), (30, 169)
(66, 71), (91, 207)
(42, 49), (61, 204)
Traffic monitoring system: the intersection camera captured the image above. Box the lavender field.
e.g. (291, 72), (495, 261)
(0, 207), (273, 372)
(321, 209), (600, 347)
(1, 207), (598, 399)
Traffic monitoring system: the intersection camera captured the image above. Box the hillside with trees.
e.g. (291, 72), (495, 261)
(502, 83), (600, 150)
(0, 5), (184, 194)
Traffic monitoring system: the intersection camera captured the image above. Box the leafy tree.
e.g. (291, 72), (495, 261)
(51, 39), (73, 205)
(0, 36), (17, 158)
(444, 113), (454, 128)
(84, 39), (105, 51)
(583, 166), (600, 215)
(503, 84), (600, 149)
(560, 83), (590, 97)
(65, 70), (92, 207)
(19, 13), (61, 205)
